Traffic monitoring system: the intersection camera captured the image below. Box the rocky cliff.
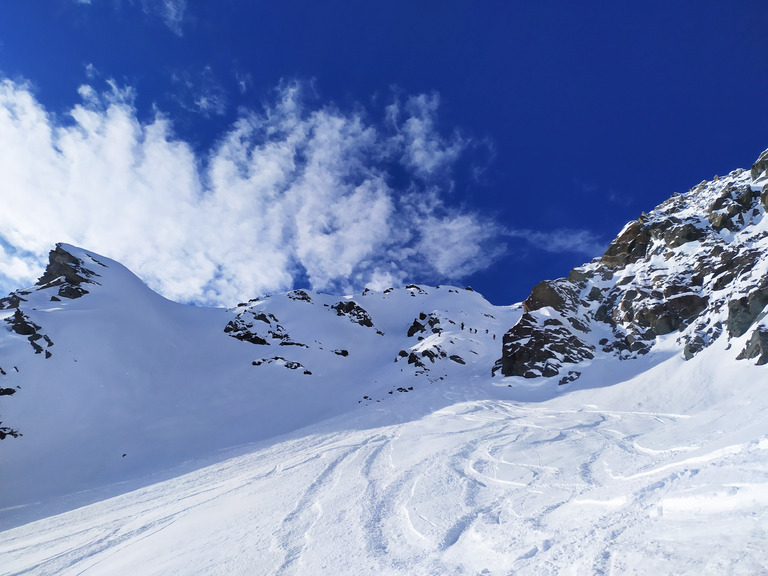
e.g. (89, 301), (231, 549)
(494, 148), (768, 379)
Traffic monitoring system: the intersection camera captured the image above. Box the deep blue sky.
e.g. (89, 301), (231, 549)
(1, 1), (768, 305)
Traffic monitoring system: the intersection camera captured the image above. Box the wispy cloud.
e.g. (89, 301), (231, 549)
(74, 0), (187, 36)
(144, 0), (187, 36)
(386, 93), (465, 180)
(0, 78), (505, 305)
(507, 229), (606, 257)
(169, 66), (227, 117)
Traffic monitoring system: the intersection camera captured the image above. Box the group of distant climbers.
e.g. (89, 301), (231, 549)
(460, 322), (495, 339)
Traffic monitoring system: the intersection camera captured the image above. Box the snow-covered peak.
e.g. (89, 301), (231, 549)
(495, 149), (768, 380)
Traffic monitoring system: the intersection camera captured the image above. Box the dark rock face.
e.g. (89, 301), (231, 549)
(523, 281), (568, 313)
(727, 281), (768, 338)
(407, 312), (442, 337)
(496, 148), (768, 379)
(4, 310), (54, 357)
(751, 149), (768, 180)
(0, 422), (21, 440)
(663, 223), (706, 248)
(331, 301), (375, 329)
(737, 327), (768, 365)
(600, 220), (651, 268)
(36, 244), (100, 299)
(287, 290), (312, 302)
(224, 309), (290, 345)
(0, 292), (26, 310)
(493, 314), (593, 378)
(224, 319), (269, 345)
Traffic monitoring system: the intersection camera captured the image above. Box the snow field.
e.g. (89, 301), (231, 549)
(3, 355), (767, 575)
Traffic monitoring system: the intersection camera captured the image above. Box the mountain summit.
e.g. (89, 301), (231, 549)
(495, 148), (768, 379)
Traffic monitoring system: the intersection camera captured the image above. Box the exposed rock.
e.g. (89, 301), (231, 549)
(736, 327), (768, 365)
(4, 310), (54, 356)
(407, 313), (442, 337)
(224, 319), (269, 345)
(709, 211), (735, 232)
(405, 284), (427, 295)
(0, 422), (21, 440)
(407, 319), (426, 337)
(727, 281), (768, 337)
(683, 334), (706, 360)
(252, 356), (312, 373)
(663, 223), (705, 247)
(8, 309), (38, 336)
(558, 371), (581, 385)
(0, 292), (26, 310)
(496, 148), (768, 377)
(287, 290), (312, 302)
(751, 149), (768, 180)
(331, 301), (375, 328)
(37, 245), (98, 288)
(600, 220), (650, 268)
(493, 314), (594, 378)
(524, 281), (569, 312)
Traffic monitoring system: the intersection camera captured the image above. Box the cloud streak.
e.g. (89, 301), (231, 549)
(0, 78), (510, 305)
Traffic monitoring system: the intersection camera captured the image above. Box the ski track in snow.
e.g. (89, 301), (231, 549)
(3, 399), (767, 576)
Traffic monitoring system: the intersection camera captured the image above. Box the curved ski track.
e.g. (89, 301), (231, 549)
(2, 400), (767, 575)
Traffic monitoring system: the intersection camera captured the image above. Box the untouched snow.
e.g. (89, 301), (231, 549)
(1, 245), (768, 575)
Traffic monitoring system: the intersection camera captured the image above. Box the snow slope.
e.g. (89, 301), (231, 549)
(0, 245), (520, 526)
(2, 341), (767, 575)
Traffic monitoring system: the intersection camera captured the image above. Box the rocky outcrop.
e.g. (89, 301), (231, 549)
(493, 314), (593, 378)
(736, 326), (768, 365)
(287, 290), (312, 302)
(600, 220), (651, 269)
(727, 280), (768, 338)
(407, 312), (443, 337)
(252, 356), (312, 375)
(496, 147), (768, 379)
(331, 301), (377, 330)
(4, 309), (53, 357)
(36, 244), (101, 299)
(751, 149), (768, 180)
(225, 309), (290, 345)
(0, 421), (21, 440)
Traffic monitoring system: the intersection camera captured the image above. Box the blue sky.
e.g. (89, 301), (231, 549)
(1, 1), (767, 305)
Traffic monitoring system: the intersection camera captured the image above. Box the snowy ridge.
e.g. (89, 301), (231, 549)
(0, 244), (520, 525)
(2, 149), (768, 574)
(494, 151), (768, 380)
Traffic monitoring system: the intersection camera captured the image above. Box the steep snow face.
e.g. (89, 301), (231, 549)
(495, 149), (768, 380)
(0, 244), (520, 523)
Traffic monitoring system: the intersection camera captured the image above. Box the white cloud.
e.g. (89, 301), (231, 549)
(0, 78), (506, 305)
(386, 93), (465, 180)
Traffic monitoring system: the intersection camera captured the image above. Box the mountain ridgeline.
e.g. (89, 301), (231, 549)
(1, 149), (768, 411)
(494, 148), (768, 379)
